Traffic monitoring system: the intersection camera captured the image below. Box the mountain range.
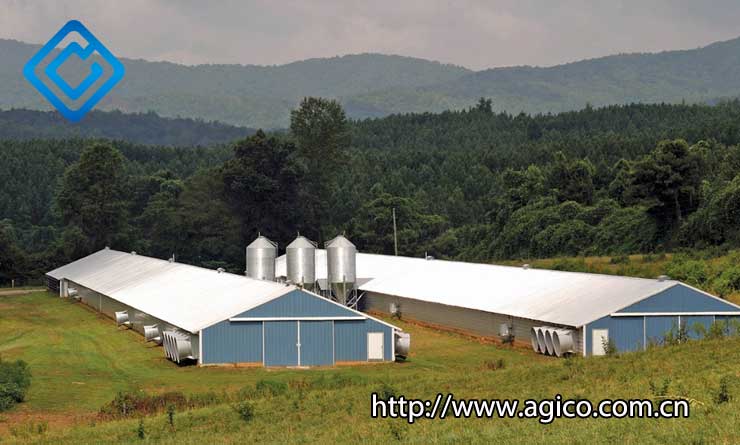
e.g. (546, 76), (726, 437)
(2, 36), (740, 128)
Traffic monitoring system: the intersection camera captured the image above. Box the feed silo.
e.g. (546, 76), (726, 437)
(325, 235), (357, 304)
(246, 235), (277, 281)
(286, 235), (317, 289)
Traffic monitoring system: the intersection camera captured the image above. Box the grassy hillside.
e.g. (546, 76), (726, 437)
(1, 292), (740, 444)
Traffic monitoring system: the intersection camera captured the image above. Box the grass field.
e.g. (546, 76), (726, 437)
(1, 291), (740, 444)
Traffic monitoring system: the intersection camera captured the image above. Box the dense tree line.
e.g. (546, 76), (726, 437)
(4, 100), (740, 283)
(0, 109), (253, 146)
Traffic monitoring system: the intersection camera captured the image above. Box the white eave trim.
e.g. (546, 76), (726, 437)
(611, 311), (740, 317)
(229, 316), (366, 322)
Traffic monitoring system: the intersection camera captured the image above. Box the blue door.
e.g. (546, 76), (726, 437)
(264, 321), (298, 366)
(299, 321), (334, 366)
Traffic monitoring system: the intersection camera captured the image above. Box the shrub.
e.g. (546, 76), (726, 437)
(649, 378), (671, 397)
(691, 322), (707, 339)
(602, 337), (618, 356)
(233, 401), (255, 422)
(482, 358), (505, 371)
(376, 383), (399, 401)
(664, 322), (689, 346)
(665, 257), (709, 286)
(712, 265), (740, 297)
(609, 255), (630, 265)
(167, 404), (175, 427)
(311, 374), (366, 390)
(255, 379), (287, 397)
(714, 376), (732, 405)
(707, 320), (728, 339)
(388, 421), (406, 441)
(9, 421), (48, 438)
(0, 359), (32, 412)
(98, 390), (219, 420)
(136, 419), (145, 439)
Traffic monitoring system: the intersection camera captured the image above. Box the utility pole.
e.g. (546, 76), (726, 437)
(392, 207), (398, 256)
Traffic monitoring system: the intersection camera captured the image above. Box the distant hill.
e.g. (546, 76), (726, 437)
(353, 37), (740, 116)
(0, 109), (252, 146)
(3, 36), (740, 127)
(0, 40), (470, 128)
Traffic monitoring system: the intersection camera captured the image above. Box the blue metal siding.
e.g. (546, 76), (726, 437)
(199, 290), (398, 365)
(683, 315), (714, 339)
(715, 315), (740, 334)
(201, 321), (262, 364)
(618, 284), (739, 313)
(299, 321), (334, 366)
(238, 290), (357, 318)
(645, 316), (678, 345)
(335, 319), (393, 361)
(264, 321), (298, 366)
(585, 316), (642, 355)
(611, 316), (644, 352)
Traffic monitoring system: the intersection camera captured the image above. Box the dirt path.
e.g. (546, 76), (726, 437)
(0, 288), (46, 296)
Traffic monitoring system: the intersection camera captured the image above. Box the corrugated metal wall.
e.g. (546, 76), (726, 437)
(584, 285), (740, 355)
(362, 291), (581, 354)
(200, 289), (396, 365)
(334, 319), (393, 362)
(236, 289), (351, 318)
(618, 284), (738, 312)
(201, 321), (262, 364)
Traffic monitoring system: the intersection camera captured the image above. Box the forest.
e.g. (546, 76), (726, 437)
(3, 99), (740, 287)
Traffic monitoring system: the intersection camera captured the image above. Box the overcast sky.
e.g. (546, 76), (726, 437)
(2, 0), (740, 70)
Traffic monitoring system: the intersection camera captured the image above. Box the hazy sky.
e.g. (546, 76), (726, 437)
(2, 0), (740, 70)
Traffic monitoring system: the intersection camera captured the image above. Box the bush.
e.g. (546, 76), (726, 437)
(602, 337), (618, 356)
(714, 376), (732, 405)
(665, 257), (709, 286)
(255, 379), (287, 397)
(649, 378), (671, 397)
(712, 265), (740, 297)
(136, 419), (145, 439)
(99, 390), (224, 420)
(233, 401), (255, 422)
(707, 320), (728, 339)
(167, 404), (175, 427)
(376, 383), (399, 401)
(664, 322), (689, 346)
(0, 359), (32, 412)
(609, 255), (630, 264)
(482, 358), (506, 371)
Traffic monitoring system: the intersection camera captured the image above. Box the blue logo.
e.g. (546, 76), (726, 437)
(23, 20), (125, 122)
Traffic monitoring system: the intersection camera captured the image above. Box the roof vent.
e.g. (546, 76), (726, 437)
(131, 251), (137, 255)
(105, 246), (110, 250)
(217, 267), (225, 273)
(522, 264), (530, 270)
(657, 275), (670, 282)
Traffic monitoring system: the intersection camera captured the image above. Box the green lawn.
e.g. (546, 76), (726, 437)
(1, 292), (740, 444)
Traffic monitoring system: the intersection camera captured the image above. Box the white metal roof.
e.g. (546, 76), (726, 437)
(276, 250), (681, 327)
(48, 249), (295, 333)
